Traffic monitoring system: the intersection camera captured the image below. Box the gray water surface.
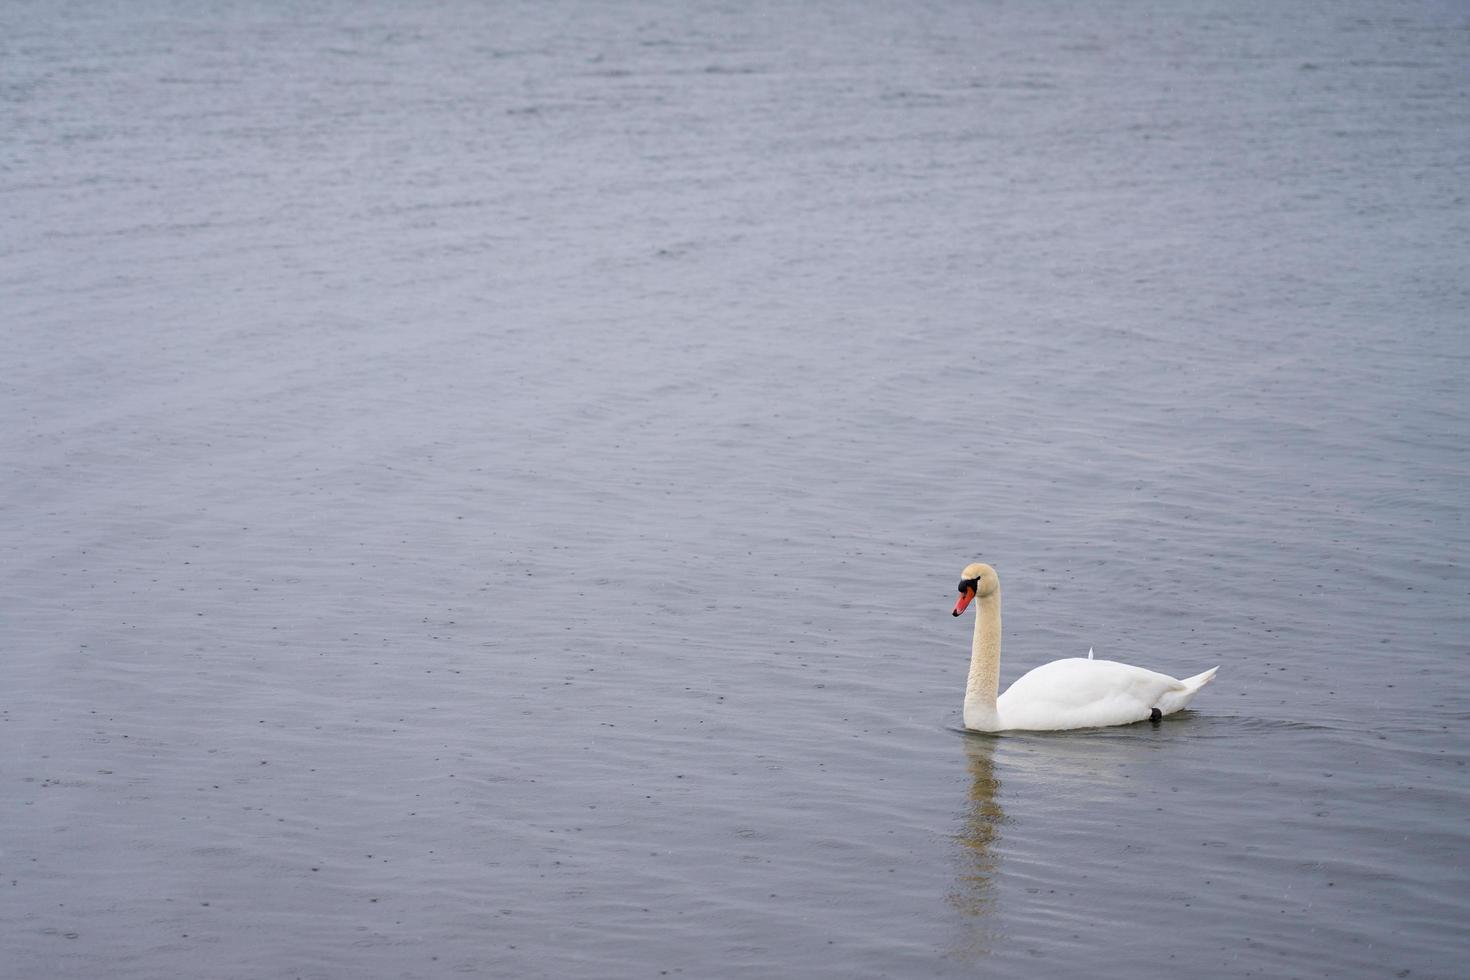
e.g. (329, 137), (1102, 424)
(4, 1), (1469, 977)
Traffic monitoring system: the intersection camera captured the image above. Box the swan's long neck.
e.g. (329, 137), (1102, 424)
(963, 587), (1002, 731)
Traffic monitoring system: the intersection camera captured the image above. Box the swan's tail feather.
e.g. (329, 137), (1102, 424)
(1181, 665), (1219, 691)
(1157, 666), (1219, 716)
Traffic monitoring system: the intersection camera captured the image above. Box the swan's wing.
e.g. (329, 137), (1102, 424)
(997, 658), (1185, 730)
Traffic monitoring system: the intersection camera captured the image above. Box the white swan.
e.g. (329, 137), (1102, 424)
(952, 562), (1217, 732)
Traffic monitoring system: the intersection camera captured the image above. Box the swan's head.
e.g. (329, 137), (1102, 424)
(952, 562), (998, 616)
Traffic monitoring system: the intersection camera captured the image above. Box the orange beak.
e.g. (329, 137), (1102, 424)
(952, 589), (975, 617)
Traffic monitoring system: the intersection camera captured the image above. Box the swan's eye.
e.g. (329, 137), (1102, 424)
(958, 578), (978, 594)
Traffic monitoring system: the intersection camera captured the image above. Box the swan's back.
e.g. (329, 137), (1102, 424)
(995, 657), (1215, 732)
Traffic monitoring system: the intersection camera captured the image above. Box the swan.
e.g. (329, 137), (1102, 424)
(951, 562), (1217, 732)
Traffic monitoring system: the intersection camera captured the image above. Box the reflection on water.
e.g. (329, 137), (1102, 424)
(948, 724), (1182, 960)
(950, 734), (1005, 954)
(996, 725), (1171, 793)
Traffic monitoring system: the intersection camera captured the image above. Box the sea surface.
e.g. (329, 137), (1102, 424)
(3, 1), (1468, 977)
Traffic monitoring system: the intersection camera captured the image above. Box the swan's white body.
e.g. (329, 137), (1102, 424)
(953, 562), (1217, 733)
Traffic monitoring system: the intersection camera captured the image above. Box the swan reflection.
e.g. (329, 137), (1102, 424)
(949, 724), (1183, 959)
(950, 733), (1006, 945)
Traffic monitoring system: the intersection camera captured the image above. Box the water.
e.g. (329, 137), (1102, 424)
(4, 1), (1468, 977)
